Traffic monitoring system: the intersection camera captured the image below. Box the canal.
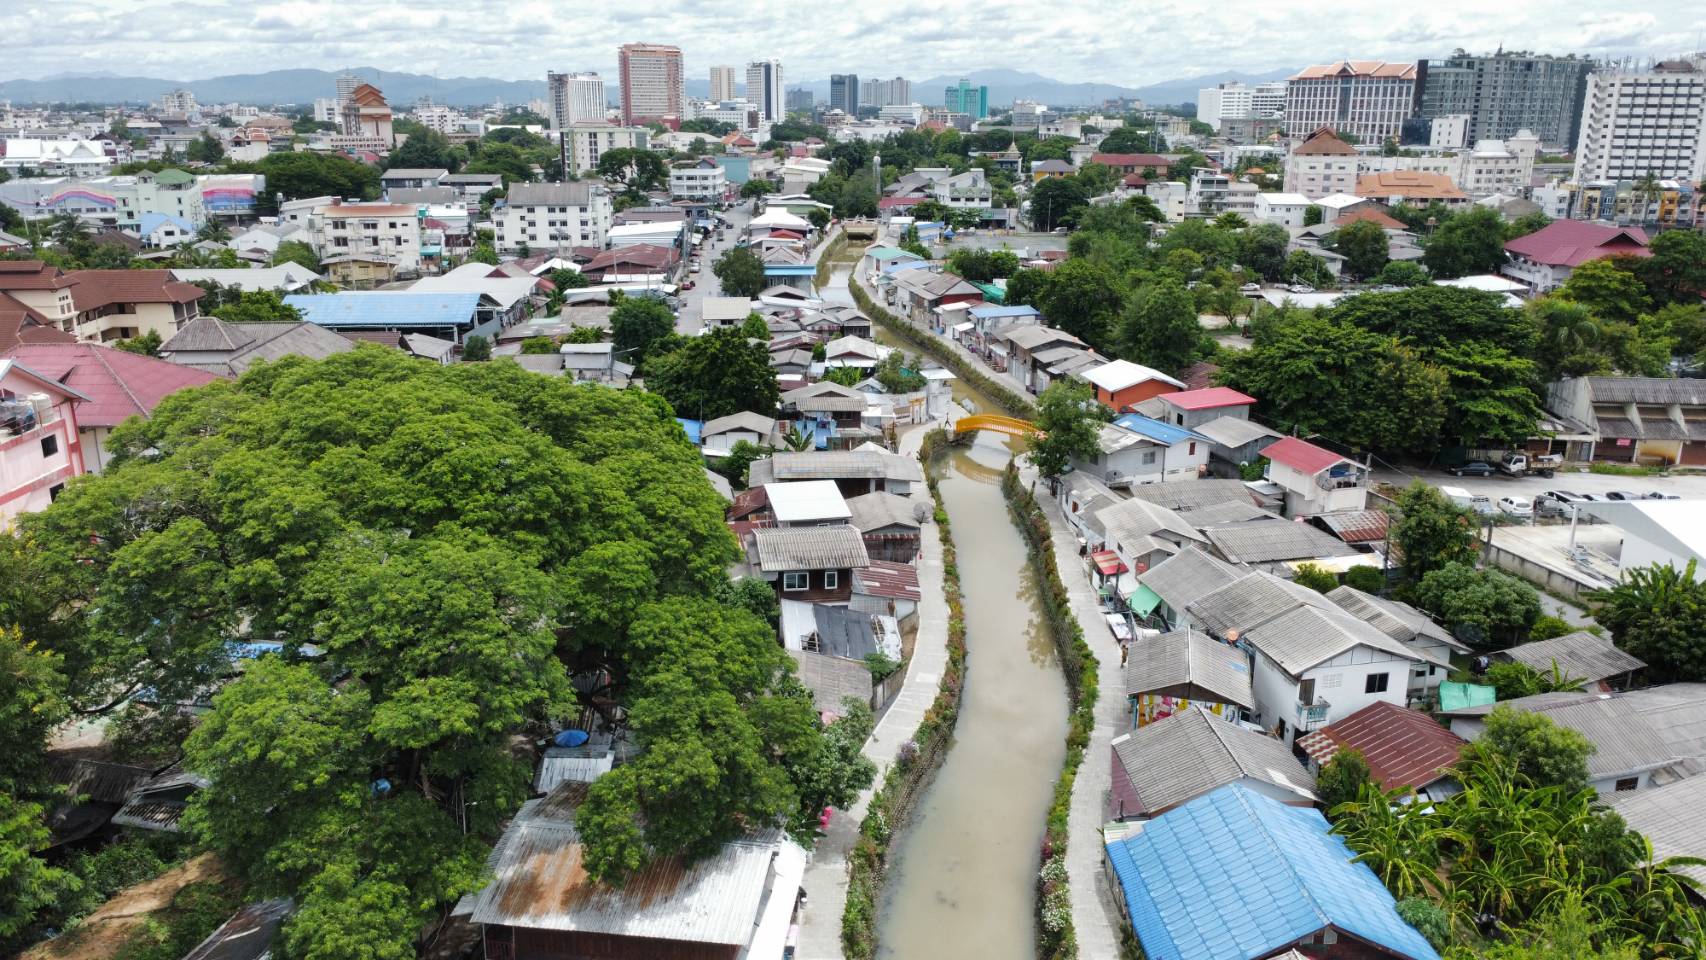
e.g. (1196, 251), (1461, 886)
(825, 263), (1069, 959)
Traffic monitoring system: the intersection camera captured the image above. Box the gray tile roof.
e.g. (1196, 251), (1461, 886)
(1449, 692), (1677, 781)
(387, 186), (458, 204)
(1586, 376), (1706, 407)
(1096, 498), (1206, 553)
(1194, 414), (1281, 449)
(1184, 500), (1279, 528)
(845, 491), (921, 533)
(751, 525), (870, 571)
(1497, 631), (1646, 684)
(1204, 518), (1362, 564)
(1607, 776), (1706, 891)
(1110, 706), (1316, 817)
(507, 181), (601, 206)
(754, 450), (923, 484)
(702, 411), (777, 437)
(1625, 684), (1706, 775)
(1003, 325), (1086, 351)
(381, 168), (450, 180)
(1129, 478), (1261, 513)
(1139, 548), (1246, 617)
(1327, 586), (1466, 652)
(1125, 629), (1254, 709)
(1243, 604), (1431, 676)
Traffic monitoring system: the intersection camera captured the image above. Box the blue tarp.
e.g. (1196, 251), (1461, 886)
(1113, 413), (1209, 447)
(283, 292), (483, 329)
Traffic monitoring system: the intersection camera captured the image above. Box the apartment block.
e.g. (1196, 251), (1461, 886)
(1419, 50), (1593, 150)
(1573, 57), (1706, 183)
(1285, 61), (1420, 142)
(618, 43), (684, 126)
(547, 71), (606, 128)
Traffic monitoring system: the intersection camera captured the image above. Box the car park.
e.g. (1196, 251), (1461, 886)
(1448, 461), (1496, 477)
(1605, 490), (1644, 501)
(1497, 496), (1533, 518)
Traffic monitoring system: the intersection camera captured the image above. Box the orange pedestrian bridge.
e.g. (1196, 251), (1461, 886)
(949, 414), (1040, 439)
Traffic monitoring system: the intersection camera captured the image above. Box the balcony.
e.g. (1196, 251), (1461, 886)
(1295, 699), (1330, 729)
(0, 398), (58, 440)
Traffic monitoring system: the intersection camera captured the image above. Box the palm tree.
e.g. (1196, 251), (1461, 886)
(1330, 782), (1456, 900)
(781, 424), (815, 451)
(1629, 173), (1664, 226)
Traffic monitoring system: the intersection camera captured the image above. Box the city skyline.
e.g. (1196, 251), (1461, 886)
(0, 0), (1692, 86)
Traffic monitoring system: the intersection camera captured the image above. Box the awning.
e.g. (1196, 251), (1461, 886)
(953, 320), (975, 332)
(1091, 549), (1128, 576)
(1128, 583), (1163, 617)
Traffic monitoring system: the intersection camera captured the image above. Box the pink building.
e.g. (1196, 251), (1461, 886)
(0, 357), (87, 524)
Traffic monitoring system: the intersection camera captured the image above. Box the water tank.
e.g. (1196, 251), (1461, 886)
(27, 393), (52, 421)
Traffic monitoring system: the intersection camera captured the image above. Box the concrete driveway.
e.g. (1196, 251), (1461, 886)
(674, 202), (753, 335)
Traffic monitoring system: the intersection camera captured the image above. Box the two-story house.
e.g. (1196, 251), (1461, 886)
(67, 270), (206, 343)
(669, 157), (727, 200)
(747, 449), (922, 498)
(999, 325), (1087, 392)
(379, 167), (448, 194)
(1138, 386), (1281, 475)
(748, 524), (871, 603)
(1262, 435), (1369, 516)
(0, 357), (87, 523)
(312, 203), (423, 273)
(1080, 359), (1184, 413)
(778, 381), (871, 450)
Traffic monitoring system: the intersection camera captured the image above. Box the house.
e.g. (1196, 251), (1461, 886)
(701, 411), (776, 456)
(823, 335), (891, 373)
(578, 244), (679, 282)
(441, 172), (506, 201)
(379, 167), (448, 192)
(1620, 683), (1706, 778)
(1193, 415), (1283, 478)
(670, 157), (727, 200)
(1129, 547), (1246, 629)
(1146, 387), (1256, 431)
(1441, 691), (1676, 794)
(778, 381), (874, 450)
(410, 262), (540, 328)
(340, 330), (458, 364)
(2, 343), (219, 472)
(467, 784), (807, 960)
(171, 265), (321, 294)
(851, 558), (921, 622)
(845, 491), (923, 562)
(765, 480), (851, 527)
(890, 270), (982, 323)
(1298, 700), (1468, 801)
(748, 524), (870, 602)
(559, 342), (634, 384)
(1091, 497), (1208, 585)
(111, 768), (207, 832)
(1130, 477), (1272, 514)
(1202, 518), (1364, 569)
(157, 315), (355, 378)
(54, 270), (204, 344)
(310, 203), (423, 273)
(780, 600), (901, 663)
(1109, 707), (1313, 823)
(0, 290), (75, 355)
(1110, 414), (1211, 481)
(136, 212), (195, 248)
(318, 253), (398, 289)
(865, 246), (923, 276)
(1502, 220), (1650, 293)
(1104, 784), (1442, 960)
(1089, 153), (1171, 177)
(1080, 359), (1184, 413)
(1325, 586), (1468, 695)
(180, 899), (293, 960)
(495, 181), (614, 254)
(1606, 776), (1706, 896)
(1282, 127), (1360, 199)
(1309, 509), (1392, 551)
(1495, 631), (1646, 691)
(1262, 436), (1368, 516)
(748, 449), (922, 498)
(1124, 629), (1255, 728)
(700, 296), (753, 329)
(1547, 377), (1706, 466)
(998, 325), (1086, 391)
(1253, 192), (1315, 228)
(1030, 158), (1074, 182)
(283, 292), (491, 345)
(1354, 171), (1470, 208)
(0, 357), (88, 523)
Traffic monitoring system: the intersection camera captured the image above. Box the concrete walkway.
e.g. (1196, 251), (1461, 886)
(1018, 461), (1128, 960)
(792, 390), (963, 960)
(851, 271), (1038, 404)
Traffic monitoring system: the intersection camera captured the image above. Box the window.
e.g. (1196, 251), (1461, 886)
(1615, 777), (1639, 792)
(823, 570), (839, 590)
(1188, 441), (1197, 455)
(782, 572), (809, 591)
(48, 483), (64, 501)
(40, 434), (58, 457)
(1142, 451), (1158, 465)
(1365, 672), (1390, 694)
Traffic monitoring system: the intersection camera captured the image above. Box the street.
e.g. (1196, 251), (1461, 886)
(1371, 463), (1706, 501)
(674, 200), (754, 336)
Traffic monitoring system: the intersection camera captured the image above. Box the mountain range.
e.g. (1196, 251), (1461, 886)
(0, 66), (1295, 110)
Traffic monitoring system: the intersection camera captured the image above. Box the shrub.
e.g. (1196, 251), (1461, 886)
(1343, 565), (1387, 594)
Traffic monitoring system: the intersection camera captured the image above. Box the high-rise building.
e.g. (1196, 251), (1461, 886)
(942, 78), (989, 119)
(830, 74), (860, 114)
(1196, 82), (1287, 132)
(1284, 61), (1420, 141)
(746, 60), (785, 122)
(547, 71), (606, 129)
(1419, 50), (1594, 150)
(335, 74), (362, 106)
(709, 66), (737, 102)
(785, 88), (815, 113)
(859, 77), (912, 108)
(618, 43), (684, 126)
(1573, 55), (1706, 183)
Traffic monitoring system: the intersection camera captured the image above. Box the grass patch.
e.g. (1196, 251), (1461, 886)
(1586, 462), (1667, 476)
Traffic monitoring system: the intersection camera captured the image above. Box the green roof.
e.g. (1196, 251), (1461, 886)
(1129, 583), (1163, 618)
(971, 281), (1006, 304)
(1438, 681), (1496, 713)
(154, 168), (193, 186)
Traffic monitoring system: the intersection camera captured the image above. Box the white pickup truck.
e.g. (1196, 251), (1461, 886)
(1497, 453), (1561, 478)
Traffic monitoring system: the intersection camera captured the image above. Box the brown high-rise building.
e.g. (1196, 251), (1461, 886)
(618, 43), (684, 126)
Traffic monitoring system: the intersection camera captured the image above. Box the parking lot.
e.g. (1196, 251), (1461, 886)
(1373, 464), (1706, 503)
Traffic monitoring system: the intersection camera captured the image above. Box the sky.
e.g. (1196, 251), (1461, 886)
(2, 0), (1699, 84)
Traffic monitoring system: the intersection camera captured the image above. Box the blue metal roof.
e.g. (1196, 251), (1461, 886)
(138, 212), (193, 235)
(763, 264), (818, 276)
(1114, 413), (1208, 446)
(883, 260), (934, 275)
(675, 417), (703, 444)
(1105, 784), (1440, 960)
(283, 293), (483, 329)
(969, 304), (1038, 320)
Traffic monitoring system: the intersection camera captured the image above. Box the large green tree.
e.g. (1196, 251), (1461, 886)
(596, 148), (668, 197)
(1029, 176), (1089, 231)
(713, 247), (766, 299)
(645, 328), (780, 420)
(1119, 276), (1204, 373)
(256, 152), (380, 207)
(1420, 207), (1507, 279)
(1635, 230), (1706, 306)
(1332, 220), (1390, 280)
(1590, 560), (1706, 682)
(1462, 705), (1592, 792)
(610, 295), (677, 365)
(1034, 258), (1124, 353)
(1389, 482), (1480, 579)
(1556, 258), (1652, 326)
(1029, 380), (1106, 479)
(1415, 562), (1542, 649)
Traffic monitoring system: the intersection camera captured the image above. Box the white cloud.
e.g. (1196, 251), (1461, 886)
(0, 0), (1694, 86)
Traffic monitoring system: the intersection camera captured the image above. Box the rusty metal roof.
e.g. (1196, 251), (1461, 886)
(1298, 701), (1466, 792)
(853, 559), (922, 602)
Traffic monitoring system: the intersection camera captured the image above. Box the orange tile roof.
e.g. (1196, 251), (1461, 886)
(0, 260), (79, 291)
(68, 270), (206, 312)
(1355, 171), (1466, 201)
(1291, 128), (1357, 156)
(0, 292), (74, 353)
(1291, 60), (1418, 81)
(1333, 207), (1406, 229)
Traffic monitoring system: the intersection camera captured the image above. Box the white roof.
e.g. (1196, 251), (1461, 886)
(1258, 192), (1313, 206)
(1081, 359), (1186, 393)
(170, 265), (321, 291)
(1313, 193), (1365, 211)
(1583, 500), (1706, 569)
(608, 222), (682, 239)
(1437, 274), (1527, 294)
(750, 209), (811, 230)
(411, 272), (536, 309)
(764, 480), (852, 524)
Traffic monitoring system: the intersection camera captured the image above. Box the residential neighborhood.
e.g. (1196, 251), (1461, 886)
(2, 13), (1706, 960)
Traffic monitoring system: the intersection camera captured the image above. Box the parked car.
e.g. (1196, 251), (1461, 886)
(1534, 495), (1571, 519)
(1605, 490), (1645, 501)
(1497, 496), (1534, 518)
(1239, 283), (1261, 294)
(1448, 461), (1497, 477)
(1288, 284), (1316, 294)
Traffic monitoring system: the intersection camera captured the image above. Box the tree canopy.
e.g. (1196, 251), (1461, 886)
(1029, 380), (1106, 479)
(644, 327), (780, 420)
(713, 247), (766, 299)
(609, 295), (677, 365)
(1590, 560), (1706, 682)
(255, 152), (379, 209)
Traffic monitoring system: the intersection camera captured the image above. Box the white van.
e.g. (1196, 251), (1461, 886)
(1441, 485), (1494, 515)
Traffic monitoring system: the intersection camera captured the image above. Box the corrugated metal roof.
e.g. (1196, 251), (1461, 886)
(1313, 509), (1390, 544)
(764, 481), (851, 524)
(1187, 571), (1335, 639)
(1105, 784), (1441, 960)
(751, 525), (870, 571)
(283, 292), (482, 328)
(845, 491), (921, 533)
(533, 747), (614, 793)
(1114, 413), (1209, 446)
(1137, 548), (1245, 616)
(469, 789), (801, 943)
(1607, 774), (1706, 890)
(1126, 629), (1253, 708)
(1205, 519), (1360, 564)
(1298, 701), (1466, 792)
(853, 559), (922, 602)
(1096, 498), (1206, 553)
(1498, 631), (1646, 684)
(1263, 436), (1353, 476)
(1242, 604), (1430, 676)
(1129, 479), (1260, 513)
(1449, 692), (1677, 780)
(1585, 376), (1706, 406)
(1112, 707), (1313, 816)
(1184, 500), (1278, 528)
(1193, 415), (1281, 449)
(181, 898), (293, 960)
(1326, 586), (1465, 652)
(1625, 684), (1706, 775)
(756, 450), (923, 484)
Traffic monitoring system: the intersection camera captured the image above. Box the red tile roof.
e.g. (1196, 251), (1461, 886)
(1298, 700), (1466, 792)
(67, 270), (206, 312)
(1122, 173), (1148, 187)
(1161, 387), (1256, 411)
(320, 204), (415, 217)
(1504, 220), (1652, 268)
(1355, 171), (1466, 201)
(1333, 207), (1406, 230)
(1263, 436), (1351, 475)
(1291, 128), (1357, 157)
(877, 196), (923, 209)
(1292, 61), (1418, 81)
(0, 292), (74, 353)
(1178, 361), (1221, 390)
(3, 342), (221, 426)
(0, 260), (79, 291)
(582, 244), (679, 272)
(1091, 153), (1171, 168)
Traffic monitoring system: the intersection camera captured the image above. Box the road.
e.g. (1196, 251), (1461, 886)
(1371, 463), (1706, 502)
(674, 201), (754, 335)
